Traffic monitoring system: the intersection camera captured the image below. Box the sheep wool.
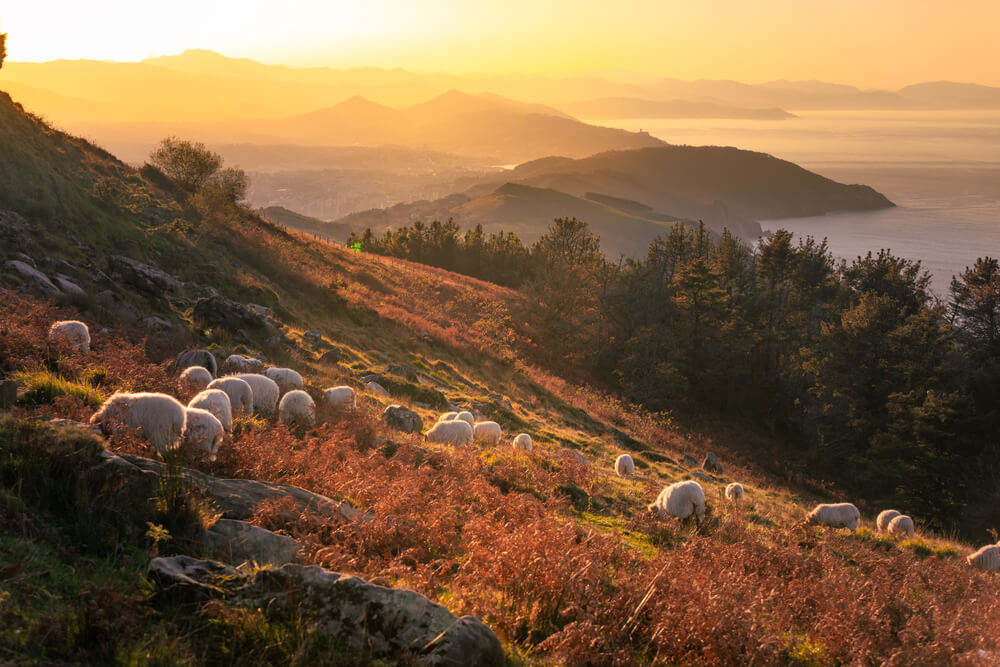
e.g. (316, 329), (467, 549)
(176, 349), (217, 377)
(887, 514), (915, 539)
(188, 389), (233, 432)
(806, 503), (861, 531)
(968, 545), (1000, 572)
(649, 480), (706, 523)
(183, 407), (224, 461)
(222, 354), (265, 375)
(425, 419), (474, 446)
(876, 509), (902, 532)
(323, 386), (356, 410)
(725, 482), (745, 502)
(614, 454), (635, 476)
(438, 411), (459, 422)
(473, 421), (502, 445)
(48, 320), (90, 354)
(178, 366), (213, 396)
(454, 411), (475, 427)
(234, 373), (280, 417)
(279, 390), (316, 430)
(512, 433), (533, 451)
(207, 377), (254, 416)
(265, 367), (304, 396)
(90, 392), (186, 455)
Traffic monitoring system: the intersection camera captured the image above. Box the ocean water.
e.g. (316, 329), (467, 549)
(588, 112), (1000, 296)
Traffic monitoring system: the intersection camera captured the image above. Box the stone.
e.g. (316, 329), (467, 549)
(4, 260), (60, 296)
(192, 294), (270, 332)
(246, 303), (271, 317)
(147, 557), (505, 666)
(302, 329), (327, 346)
(682, 454), (699, 468)
(1, 380), (18, 410)
(141, 316), (173, 333)
(385, 363), (418, 382)
(12, 252), (35, 266)
(703, 451), (723, 474)
(53, 275), (86, 297)
(0, 210), (29, 239)
(382, 405), (423, 434)
(201, 519), (299, 567)
(559, 448), (588, 465)
(107, 255), (182, 297)
(365, 381), (390, 398)
(318, 348), (342, 365)
(692, 471), (712, 482)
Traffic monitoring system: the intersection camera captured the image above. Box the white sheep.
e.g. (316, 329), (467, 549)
(454, 411), (475, 427)
(234, 373), (280, 417)
(323, 386), (356, 410)
(614, 454), (635, 476)
(48, 320), (90, 354)
(182, 407), (224, 460)
(649, 480), (706, 524)
(725, 482), (745, 502)
(265, 367), (304, 396)
(512, 433), (533, 451)
(438, 411), (458, 422)
(473, 421), (502, 445)
(90, 392), (186, 455)
(178, 366), (213, 396)
(968, 545), (1000, 572)
(876, 509), (902, 532)
(278, 389), (316, 430)
(805, 503), (860, 531)
(425, 420), (473, 446)
(176, 349), (217, 377)
(188, 388), (233, 432)
(207, 377), (254, 416)
(887, 514), (915, 539)
(222, 354), (265, 375)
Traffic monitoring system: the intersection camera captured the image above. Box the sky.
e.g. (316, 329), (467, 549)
(4, 0), (1000, 87)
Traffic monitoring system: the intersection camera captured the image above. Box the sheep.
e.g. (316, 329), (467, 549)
(182, 407), (224, 461)
(648, 480), (706, 524)
(887, 515), (915, 540)
(207, 377), (253, 416)
(512, 433), (533, 451)
(176, 349), (217, 377)
(188, 388), (233, 432)
(425, 419), (473, 446)
(454, 411), (475, 427)
(48, 320), (90, 354)
(805, 503), (860, 531)
(234, 373), (280, 417)
(725, 482), (745, 502)
(614, 454), (635, 476)
(438, 411), (459, 422)
(278, 389), (316, 430)
(222, 354), (265, 375)
(472, 421), (502, 445)
(323, 386), (356, 410)
(366, 381), (390, 398)
(178, 366), (213, 397)
(968, 545), (1000, 572)
(876, 509), (902, 533)
(90, 392), (186, 455)
(265, 367), (304, 396)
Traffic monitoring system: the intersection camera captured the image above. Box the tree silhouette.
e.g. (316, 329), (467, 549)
(1, 31), (7, 69)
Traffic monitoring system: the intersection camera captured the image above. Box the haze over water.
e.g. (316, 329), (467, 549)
(591, 111), (1000, 295)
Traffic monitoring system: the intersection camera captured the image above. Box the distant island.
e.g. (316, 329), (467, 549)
(562, 97), (797, 120)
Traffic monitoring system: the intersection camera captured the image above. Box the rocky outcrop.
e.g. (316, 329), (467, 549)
(201, 519), (299, 567)
(148, 556), (505, 666)
(107, 255), (182, 297)
(192, 294), (272, 333)
(4, 260), (60, 296)
(382, 405), (423, 434)
(703, 451), (723, 474)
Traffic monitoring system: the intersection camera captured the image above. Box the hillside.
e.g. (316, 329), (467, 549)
(260, 205), (354, 242)
(2, 89), (1000, 664)
(563, 97), (797, 120)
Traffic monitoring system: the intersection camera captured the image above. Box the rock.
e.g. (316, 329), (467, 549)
(682, 454), (699, 468)
(95, 289), (140, 324)
(302, 329), (327, 346)
(53, 275), (86, 297)
(265, 335), (283, 347)
(193, 294), (272, 332)
(201, 519), (299, 567)
(147, 557), (505, 666)
(366, 381), (390, 398)
(692, 471), (712, 482)
(4, 260), (60, 296)
(107, 255), (182, 297)
(246, 303), (271, 317)
(500, 399), (513, 412)
(385, 363), (418, 382)
(12, 252), (35, 266)
(318, 348), (342, 365)
(1, 380), (19, 410)
(610, 428), (642, 452)
(382, 405), (423, 434)
(140, 316), (172, 333)
(703, 451), (723, 474)
(34, 416), (105, 438)
(559, 448), (588, 465)
(0, 210), (29, 239)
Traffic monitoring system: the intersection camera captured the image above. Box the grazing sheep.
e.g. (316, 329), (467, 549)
(323, 386), (356, 410)
(614, 454), (635, 476)
(48, 320), (90, 354)
(560, 448), (587, 465)
(725, 482), (745, 502)
(454, 411), (475, 427)
(512, 433), (533, 451)
(90, 392), (186, 455)
(425, 419), (473, 446)
(472, 421), (502, 445)
(221, 354), (265, 375)
(176, 349), (217, 377)
(649, 480), (706, 524)
(968, 545), (1000, 572)
(438, 411), (458, 422)
(805, 503), (861, 531)
(182, 407), (224, 460)
(207, 377), (253, 416)
(188, 389), (233, 432)
(278, 390), (316, 430)
(887, 515), (915, 539)
(234, 373), (280, 417)
(265, 367), (304, 396)
(178, 366), (213, 396)
(876, 509), (902, 532)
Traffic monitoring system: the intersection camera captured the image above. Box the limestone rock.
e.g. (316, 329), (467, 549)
(53, 275), (86, 297)
(382, 405), (423, 434)
(4, 260), (60, 296)
(201, 519), (299, 567)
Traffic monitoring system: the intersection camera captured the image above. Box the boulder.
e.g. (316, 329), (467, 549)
(12, 252), (35, 266)
(141, 316), (173, 333)
(147, 556), (505, 666)
(692, 471), (712, 482)
(382, 405), (423, 434)
(4, 260), (60, 296)
(0, 210), (29, 240)
(318, 348), (342, 365)
(385, 363), (418, 382)
(366, 381), (390, 398)
(703, 451), (723, 474)
(682, 454), (699, 468)
(53, 275), (86, 297)
(247, 303), (271, 317)
(302, 329), (330, 348)
(192, 294), (271, 332)
(201, 519), (299, 567)
(107, 255), (182, 297)
(95, 289), (140, 324)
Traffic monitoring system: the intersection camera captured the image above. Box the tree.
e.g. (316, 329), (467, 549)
(209, 167), (248, 204)
(149, 137), (223, 193)
(950, 256), (1000, 358)
(0, 30), (6, 69)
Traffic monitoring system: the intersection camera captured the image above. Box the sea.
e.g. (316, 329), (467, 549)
(587, 111), (1000, 296)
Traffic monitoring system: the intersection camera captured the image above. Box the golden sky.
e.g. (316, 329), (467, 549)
(4, 0), (999, 87)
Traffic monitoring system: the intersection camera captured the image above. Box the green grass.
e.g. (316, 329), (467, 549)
(13, 368), (105, 408)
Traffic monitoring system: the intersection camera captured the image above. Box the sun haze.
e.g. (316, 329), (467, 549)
(3, 0), (999, 86)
